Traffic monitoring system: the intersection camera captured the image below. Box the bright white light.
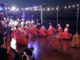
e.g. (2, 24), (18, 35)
(68, 6), (71, 8)
(34, 6), (37, 9)
(34, 8), (38, 11)
(16, 8), (19, 11)
(25, 8), (29, 10)
(64, 6), (67, 9)
(72, 5), (75, 8)
(11, 38), (16, 50)
(31, 20), (34, 23)
(47, 8), (50, 11)
(76, 4), (79, 7)
(34, 6), (38, 11)
(13, 21), (18, 26)
(56, 6), (59, 10)
(11, 6), (16, 11)
(52, 8), (54, 10)
(0, 6), (3, 10)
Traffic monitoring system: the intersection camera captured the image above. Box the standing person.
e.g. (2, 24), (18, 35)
(47, 23), (56, 36)
(38, 26), (47, 36)
(71, 32), (80, 47)
(63, 24), (72, 39)
(36, 23), (41, 29)
(0, 22), (4, 42)
(30, 25), (38, 37)
(0, 41), (9, 60)
(57, 24), (63, 37)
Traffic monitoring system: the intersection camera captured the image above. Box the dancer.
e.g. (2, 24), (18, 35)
(63, 24), (72, 39)
(11, 27), (28, 45)
(25, 26), (30, 40)
(71, 32), (80, 47)
(57, 24), (63, 37)
(30, 25), (38, 36)
(47, 23), (56, 36)
(38, 26), (47, 36)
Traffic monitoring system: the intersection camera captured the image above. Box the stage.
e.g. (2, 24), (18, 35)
(15, 36), (80, 60)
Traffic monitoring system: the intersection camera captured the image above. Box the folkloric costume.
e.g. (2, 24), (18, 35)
(11, 28), (28, 45)
(63, 24), (72, 39)
(71, 32), (80, 47)
(57, 24), (63, 37)
(38, 26), (47, 36)
(30, 25), (38, 36)
(47, 23), (56, 35)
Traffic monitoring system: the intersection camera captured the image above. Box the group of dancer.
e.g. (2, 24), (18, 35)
(4, 18), (80, 49)
(10, 21), (72, 46)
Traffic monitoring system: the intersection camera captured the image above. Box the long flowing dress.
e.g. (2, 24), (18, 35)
(58, 26), (63, 37)
(63, 28), (72, 39)
(30, 26), (38, 36)
(71, 33), (80, 47)
(11, 29), (28, 45)
(47, 25), (56, 36)
(38, 26), (47, 36)
(25, 27), (30, 38)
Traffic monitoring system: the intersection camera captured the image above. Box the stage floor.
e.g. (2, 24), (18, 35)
(16, 36), (80, 60)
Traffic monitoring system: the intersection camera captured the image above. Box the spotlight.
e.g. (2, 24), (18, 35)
(16, 8), (19, 11)
(11, 6), (16, 11)
(0, 6), (3, 10)
(68, 6), (71, 8)
(64, 6), (67, 9)
(76, 4), (79, 7)
(72, 5), (75, 8)
(25, 8), (29, 10)
(56, 6), (59, 10)
(47, 8), (50, 11)
(52, 8), (54, 10)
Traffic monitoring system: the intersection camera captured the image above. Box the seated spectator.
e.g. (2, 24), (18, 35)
(23, 47), (35, 60)
(22, 52), (29, 60)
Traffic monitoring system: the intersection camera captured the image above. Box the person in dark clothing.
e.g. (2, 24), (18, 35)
(24, 47), (34, 56)
(14, 52), (21, 60)
(24, 47), (35, 60)
(0, 41), (9, 60)
(0, 22), (4, 42)
(36, 23), (41, 29)
(11, 48), (22, 60)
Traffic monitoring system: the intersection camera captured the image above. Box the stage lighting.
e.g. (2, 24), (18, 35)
(47, 8), (50, 11)
(76, 4), (79, 7)
(72, 5), (75, 8)
(0, 6), (3, 11)
(56, 6), (59, 10)
(52, 8), (54, 10)
(11, 6), (16, 11)
(64, 6), (67, 9)
(68, 6), (71, 8)
(25, 8), (29, 10)
(16, 8), (19, 11)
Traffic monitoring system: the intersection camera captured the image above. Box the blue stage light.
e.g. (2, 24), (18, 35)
(0, 7), (3, 11)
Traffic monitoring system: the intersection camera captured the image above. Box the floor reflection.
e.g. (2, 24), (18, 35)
(15, 36), (80, 60)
